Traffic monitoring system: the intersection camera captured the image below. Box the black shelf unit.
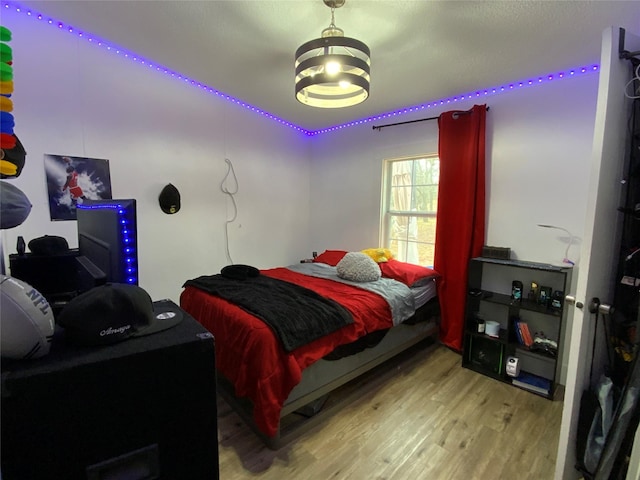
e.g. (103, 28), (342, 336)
(462, 257), (572, 399)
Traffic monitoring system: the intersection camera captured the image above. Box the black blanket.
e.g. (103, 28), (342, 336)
(183, 274), (354, 352)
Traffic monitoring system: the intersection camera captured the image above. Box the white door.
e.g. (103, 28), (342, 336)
(555, 27), (640, 479)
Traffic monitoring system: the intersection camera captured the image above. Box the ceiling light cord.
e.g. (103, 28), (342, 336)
(221, 158), (238, 265)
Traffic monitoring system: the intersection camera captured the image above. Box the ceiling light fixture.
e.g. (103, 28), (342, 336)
(295, 0), (370, 108)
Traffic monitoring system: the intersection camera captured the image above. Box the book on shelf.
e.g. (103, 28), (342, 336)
(511, 371), (551, 395)
(512, 318), (525, 345)
(512, 318), (533, 347)
(520, 322), (534, 347)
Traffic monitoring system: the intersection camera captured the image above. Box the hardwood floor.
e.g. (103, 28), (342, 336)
(217, 342), (564, 479)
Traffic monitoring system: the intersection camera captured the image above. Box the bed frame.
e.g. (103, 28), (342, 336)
(217, 300), (440, 449)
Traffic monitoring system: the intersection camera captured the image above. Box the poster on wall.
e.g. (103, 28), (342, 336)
(44, 154), (112, 221)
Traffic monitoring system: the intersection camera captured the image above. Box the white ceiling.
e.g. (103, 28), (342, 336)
(16, 1), (640, 131)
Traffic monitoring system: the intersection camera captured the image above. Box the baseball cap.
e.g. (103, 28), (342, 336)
(221, 264), (260, 280)
(0, 180), (31, 229)
(57, 283), (183, 346)
(28, 235), (69, 256)
(159, 183), (180, 214)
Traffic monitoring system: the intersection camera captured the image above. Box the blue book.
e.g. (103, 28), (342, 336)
(512, 371), (551, 395)
(512, 318), (525, 345)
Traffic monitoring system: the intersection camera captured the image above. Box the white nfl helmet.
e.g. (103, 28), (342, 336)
(1, 274), (54, 359)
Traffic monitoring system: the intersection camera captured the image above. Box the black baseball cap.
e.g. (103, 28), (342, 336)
(221, 264), (260, 280)
(28, 235), (69, 256)
(159, 183), (180, 214)
(58, 283), (183, 346)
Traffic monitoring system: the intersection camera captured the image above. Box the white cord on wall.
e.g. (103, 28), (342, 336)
(221, 158), (238, 265)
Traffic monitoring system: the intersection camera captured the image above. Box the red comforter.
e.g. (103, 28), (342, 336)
(179, 267), (394, 437)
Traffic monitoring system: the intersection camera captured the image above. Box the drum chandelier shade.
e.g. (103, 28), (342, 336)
(295, 0), (370, 108)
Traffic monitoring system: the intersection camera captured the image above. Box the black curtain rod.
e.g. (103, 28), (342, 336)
(372, 106), (490, 131)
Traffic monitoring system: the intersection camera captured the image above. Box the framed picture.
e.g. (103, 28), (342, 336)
(44, 154), (112, 221)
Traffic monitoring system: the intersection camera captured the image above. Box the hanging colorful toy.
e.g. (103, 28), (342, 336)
(0, 25), (25, 179)
(0, 26), (15, 144)
(0, 24), (30, 230)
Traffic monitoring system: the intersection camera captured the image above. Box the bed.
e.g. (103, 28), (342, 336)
(179, 250), (441, 449)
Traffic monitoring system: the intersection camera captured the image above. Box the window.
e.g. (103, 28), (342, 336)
(381, 155), (439, 267)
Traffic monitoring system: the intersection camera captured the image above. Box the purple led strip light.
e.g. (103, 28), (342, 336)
(311, 65), (600, 136)
(4, 1), (599, 137)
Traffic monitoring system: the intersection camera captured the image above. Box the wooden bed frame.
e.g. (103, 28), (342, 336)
(217, 300), (440, 449)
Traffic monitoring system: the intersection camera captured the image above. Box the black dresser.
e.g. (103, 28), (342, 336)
(1, 300), (219, 480)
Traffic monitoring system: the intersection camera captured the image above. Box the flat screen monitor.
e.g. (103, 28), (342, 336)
(76, 199), (138, 286)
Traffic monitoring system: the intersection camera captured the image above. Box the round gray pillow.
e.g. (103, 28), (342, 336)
(336, 252), (381, 282)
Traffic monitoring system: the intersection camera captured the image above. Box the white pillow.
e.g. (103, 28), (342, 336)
(336, 252), (381, 282)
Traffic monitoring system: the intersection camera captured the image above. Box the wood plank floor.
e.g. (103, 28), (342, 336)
(217, 342), (564, 479)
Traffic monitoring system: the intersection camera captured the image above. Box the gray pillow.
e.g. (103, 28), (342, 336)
(336, 252), (381, 282)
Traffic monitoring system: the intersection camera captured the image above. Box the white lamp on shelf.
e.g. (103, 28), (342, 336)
(537, 224), (576, 266)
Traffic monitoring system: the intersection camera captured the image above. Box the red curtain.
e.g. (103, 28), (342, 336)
(434, 104), (487, 351)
